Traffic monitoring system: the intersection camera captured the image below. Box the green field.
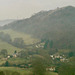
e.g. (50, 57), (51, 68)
(0, 67), (58, 75)
(0, 29), (40, 54)
(8, 58), (28, 65)
(0, 29), (39, 45)
(46, 72), (58, 75)
(0, 39), (20, 54)
(0, 67), (31, 75)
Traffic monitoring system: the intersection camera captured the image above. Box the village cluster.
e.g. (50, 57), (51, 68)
(50, 54), (68, 62)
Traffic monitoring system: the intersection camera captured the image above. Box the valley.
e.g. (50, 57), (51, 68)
(0, 6), (75, 75)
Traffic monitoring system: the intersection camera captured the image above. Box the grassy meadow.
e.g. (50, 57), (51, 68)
(7, 58), (28, 65)
(0, 29), (39, 45)
(0, 39), (21, 54)
(0, 67), (58, 75)
(0, 29), (40, 54)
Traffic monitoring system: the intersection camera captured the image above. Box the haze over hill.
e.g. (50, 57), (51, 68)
(0, 19), (16, 26)
(0, 0), (75, 74)
(2, 6), (75, 49)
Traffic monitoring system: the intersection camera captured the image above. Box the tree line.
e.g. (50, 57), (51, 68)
(0, 32), (25, 48)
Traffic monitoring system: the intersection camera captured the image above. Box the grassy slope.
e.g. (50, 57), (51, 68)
(46, 72), (58, 75)
(8, 58), (28, 64)
(0, 29), (39, 45)
(0, 67), (31, 75)
(0, 67), (58, 75)
(0, 39), (20, 54)
(0, 29), (39, 54)
(0, 29), (40, 65)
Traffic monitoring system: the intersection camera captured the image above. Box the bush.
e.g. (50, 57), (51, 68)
(12, 72), (20, 75)
(0, 71), (5, 75)
(58, 64), (75, 75)
(32, 56), (46, 75)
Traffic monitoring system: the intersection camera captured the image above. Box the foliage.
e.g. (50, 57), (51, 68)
(0, 32), (26, 49)
(2, 6), (75, 50)
(32, 56), (46, 75)
(0, 32), (12, 44)
(18, 51), (28, 58)
(0, 71), (5, 75)
(58, 63), (75, 75)
(44, 40), (53, 49)
(0, 49), (8, 57)
(68, 52), (74, 57)
(11, 71), (20, 75)
(0, 29), (39, 45)
(12, 38), (25, 48)
(4, 61), (10, 67)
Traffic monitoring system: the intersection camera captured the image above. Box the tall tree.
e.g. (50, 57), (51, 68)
(49, 40), (53, 48)
(13, 38), (25, 48)
(1, 49), (8, 57)
(32, 56), (46, 75)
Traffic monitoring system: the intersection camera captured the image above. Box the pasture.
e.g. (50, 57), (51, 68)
(0, 29), (39, 45)
(0, 67), (58, 75)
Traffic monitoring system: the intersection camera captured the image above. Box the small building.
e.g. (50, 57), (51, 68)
(13, 54), (17, 58)
(50, 55), (54, 58)
(55, 55), (60, 58)
(60, 58), (66, 62)
(46, 67), (55, 71)
(12, 53), (18, 58)
(36, 45), (39, 48)
(7, 56), (10, 58)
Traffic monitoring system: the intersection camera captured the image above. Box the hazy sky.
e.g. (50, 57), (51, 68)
(0, 0), (75, 20)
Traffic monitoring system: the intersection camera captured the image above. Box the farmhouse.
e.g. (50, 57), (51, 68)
(46, 67), (55, 71)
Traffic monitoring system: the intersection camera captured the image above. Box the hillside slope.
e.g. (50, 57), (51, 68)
(0, 29), (39, 45)
(0, 39), (20, 54)
(2, 6), (75, 49)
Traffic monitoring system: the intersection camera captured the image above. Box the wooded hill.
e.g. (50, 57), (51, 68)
(2, 6), (75, 50)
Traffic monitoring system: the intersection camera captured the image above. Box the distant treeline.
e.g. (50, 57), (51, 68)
(0, 32), (25, 48)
